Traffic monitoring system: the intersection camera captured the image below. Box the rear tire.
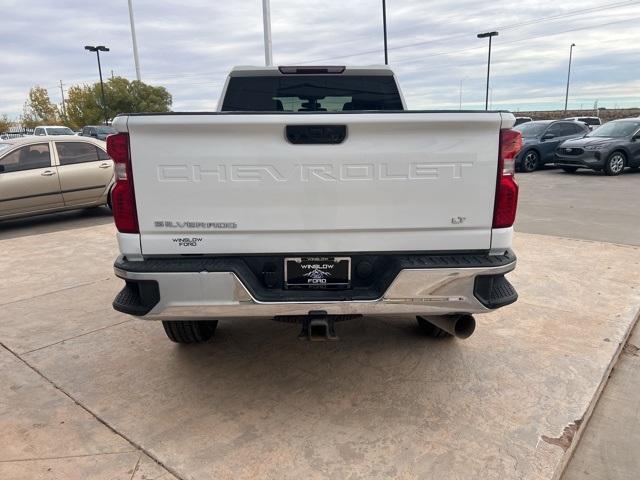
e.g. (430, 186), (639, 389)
(162, 320), (218, 343)
(416, 316), (452, 339)
(562, 167), (578, 173)
(604, 151), (626, 176)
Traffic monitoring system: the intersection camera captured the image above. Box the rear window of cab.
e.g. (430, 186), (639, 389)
(221, 75), (404, 112)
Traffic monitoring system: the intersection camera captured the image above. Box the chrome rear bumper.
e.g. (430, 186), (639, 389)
(114, 257), (517, 320)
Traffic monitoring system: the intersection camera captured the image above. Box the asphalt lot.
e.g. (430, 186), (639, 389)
(0, 166), (639, 479)
(0, 205), (113, 240)
(516, 167), (640, 246)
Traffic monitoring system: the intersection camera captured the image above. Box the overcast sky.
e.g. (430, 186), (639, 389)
(1, 0), (639, 118)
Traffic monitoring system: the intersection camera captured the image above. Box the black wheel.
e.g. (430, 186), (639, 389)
(416, 316), (452, 339)
(162, 320), (218, 343)
(562, 166), (578, 173)
(604, 151), (626, 176)
(521, 150), (540, 172)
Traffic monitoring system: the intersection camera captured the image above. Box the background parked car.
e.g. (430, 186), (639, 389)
(514, 116), (532, 126)
(33, 126), (75, 136)
(81, 125), (117, 140)
(554, 118), (640, 176)
(564, 116), (602, 131)
(513, 120), (589, 172)
(0, 135), (114, 220)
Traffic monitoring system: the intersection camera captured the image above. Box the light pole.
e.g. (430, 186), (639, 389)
(477, 31), (498, 110)
(127, 0), (142, 81)
(382, 0), (388, 65)
(262, 0), (273, 66)
(84, 45), (110, 124)
(564, 43), (576, 113)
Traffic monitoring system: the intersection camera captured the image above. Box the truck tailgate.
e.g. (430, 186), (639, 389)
(123, 112), (506, 255)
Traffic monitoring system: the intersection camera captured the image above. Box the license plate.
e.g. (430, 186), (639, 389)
(285, 257), (351, 289)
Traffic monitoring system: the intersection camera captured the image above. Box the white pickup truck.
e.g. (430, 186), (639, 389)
(108, 65), (521, 343)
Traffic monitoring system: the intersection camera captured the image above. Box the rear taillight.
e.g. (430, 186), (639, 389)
(106, 133), (139, 234)
(493, 129), (522, 229)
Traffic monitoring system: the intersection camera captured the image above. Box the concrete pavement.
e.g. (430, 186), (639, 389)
(563, 322), (640, 480)
(515, 167), (640, 479)
(1, 221), (639, 479)
(0, 341), (175, 480)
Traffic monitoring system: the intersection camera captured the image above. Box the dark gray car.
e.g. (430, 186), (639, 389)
(513, 120), (589, 172)
(81, 125), (117, 141)
(554, 119), (640, 176)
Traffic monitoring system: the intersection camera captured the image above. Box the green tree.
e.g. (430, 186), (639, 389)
(21, 86), (60, 128)
(64, 77), (172, 129)
(65, 84), (103, 130)
(0, 114), (13, 133)
(105, 77), (172, 115)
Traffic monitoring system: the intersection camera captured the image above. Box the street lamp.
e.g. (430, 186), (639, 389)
(84, 45), (110, 124)
(564, 43), (576, 112)
(477, 31), (498, 110)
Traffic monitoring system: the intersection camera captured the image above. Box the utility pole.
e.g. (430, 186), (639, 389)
(59, 80), (67, 120)
(564, 43), (575, 112)
(128, 0), (142, 81)
(477, 31), (498, 110)
(382, 0), (388, 65)
(262, 0), (273, 66)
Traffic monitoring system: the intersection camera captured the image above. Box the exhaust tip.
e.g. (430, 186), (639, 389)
(417, 314), (476, 339)
(453, 314), (476, 339)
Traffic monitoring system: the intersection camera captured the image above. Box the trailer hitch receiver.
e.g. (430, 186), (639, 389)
(299, 311), (338, 341)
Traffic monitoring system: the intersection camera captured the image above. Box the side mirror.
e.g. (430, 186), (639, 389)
(91, 132), (98, 138)
(0, 164), (5, 173)
(542, 133), (556, 140)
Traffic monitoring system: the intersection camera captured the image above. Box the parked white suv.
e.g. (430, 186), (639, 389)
(564, 116), (602, 130)
(33, 126), (76, 136)
(108, 66), (521, 343)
